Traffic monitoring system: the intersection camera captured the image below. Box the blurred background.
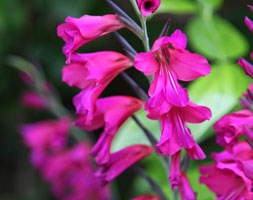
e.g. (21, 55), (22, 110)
(0, 0), (252, 199)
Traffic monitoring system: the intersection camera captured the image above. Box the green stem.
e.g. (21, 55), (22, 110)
(141, 16), (150, 52)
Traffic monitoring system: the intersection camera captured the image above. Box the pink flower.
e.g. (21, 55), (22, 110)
(200, 142), (253, 199)
(57, 14), (124, 63)
(75, 96), (143, 164)
(241, 83), (253, 109)
(238, 52), (253, 78)
(134, 29), (210, 110)
(20, 91), (47, 109)
(136, 0), (161, 16)
(156, 101), (211, 157)
(96, 144), (153, 185)
(62, 51), (132, 122)
(42, 143), (110, 200)
(169, 152), (196, 200)
(131, 194), (160, 200)
(214, 110), (253, 147)
(245, 16), (253, 33)
(20, 117), (71, 167)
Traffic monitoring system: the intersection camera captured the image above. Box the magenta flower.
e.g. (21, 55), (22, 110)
(136, 0), (161, 16)
(76, 96), (143, 165)
(20, 91), (47, 109)
(200, 142), (253, 200)
(62, 52), (132, 122)
(156, 101), (211, 157)
(134, 29), (210, 110)
(169, 152), (196, 199)
(131, 194), (160, 200)
(241, 83), (253, 109)
(214, 110), (253, 147)
(245, 16), (253, 33)
(42, 143), (110, 200)
(20, 117), (71, 167)
(57, 14), (124, 63)
(96, 144), (153, 185)
(238, 52), (253, 78)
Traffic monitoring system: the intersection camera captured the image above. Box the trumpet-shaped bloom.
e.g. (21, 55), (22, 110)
(20, 117), (71, 168)
(76, 96), (143, 165)
(57, 14), (124, 63)
(200, 142), (253, 200)
(134, 29), (210, 110)
(62, 52), (132, 122)
(214, 110), (253, 147)
(241, 84), (253, 109)
(136, 0), (161, 16)
(238, 52), (253, 78)
(96, 144), (153, 185)
(42, 143), (110, 200)
(156, 101), (211, 157)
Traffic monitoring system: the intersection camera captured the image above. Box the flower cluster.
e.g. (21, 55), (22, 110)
(58, 10), (154, 189)
(20, 118), (110, 200)
(200, 5), (253, 199)
(134, 29), (211, 196)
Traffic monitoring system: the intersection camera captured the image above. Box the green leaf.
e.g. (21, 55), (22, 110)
(186, 15), (249, 60)
(111, 109), (160, 152)
(157, 0), (198, 14)
(197, 0), (223, 11)
(188, 63), (251, 142)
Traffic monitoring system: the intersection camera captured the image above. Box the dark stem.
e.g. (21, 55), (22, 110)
(159, 19), (172, 37)
(132, 115), (157, 146)
(121, 72), (149, 101)
(134, 166), (168, 200)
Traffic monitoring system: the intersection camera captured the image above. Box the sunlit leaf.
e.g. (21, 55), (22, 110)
(188, 63), (251, 142)
(157, 0), (198, 14)
(111, 109), (160, 152)
(186, 15), (249, 60)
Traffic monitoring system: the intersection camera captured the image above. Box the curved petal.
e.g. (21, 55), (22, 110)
(134, 52), (159, 75)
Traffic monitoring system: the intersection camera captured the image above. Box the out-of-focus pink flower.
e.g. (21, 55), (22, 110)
(21, 91), (47, 109)
(62, 51), (132, 122)
(76, 96), (143, 165)
(20, 117), (71, 167)
(96, 144), (153, 185)
(134, 29), (210, 111)
(214, 110), (253, 147)
(57, 15), (124, 63)
(131, 194), (160, 200)
(42, 143), (111, 200)
(136, 0), (161, 16)
(238, 52), (253, 78)
(241, 83), (253, 109)
(245, 16), (253, 33)
(200, 141), (253, 199)
(156, 101), (211, 157)
(178, 173), (196, 200)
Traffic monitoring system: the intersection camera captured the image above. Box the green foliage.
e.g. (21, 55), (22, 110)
(111, 109), (160, 152)
(158, 0), (198, 14)
(186, 15), (249, 61)
(188, 63), (251, 142)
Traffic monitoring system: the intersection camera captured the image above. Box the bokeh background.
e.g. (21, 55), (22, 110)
(0, 0), (252, 199)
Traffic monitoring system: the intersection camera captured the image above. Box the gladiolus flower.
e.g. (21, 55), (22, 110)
(20, 91), (47, 109)
(214, 110), (253, 147)
(134, 29), (210, 110)
(96, 144), (153, 185)
(238, 52), (253, 78)
(241, 84), (253, 109)
(200, 142), (253, 199)
(20, 117), (71, 167)
(136, 0), (161, 16)
(57, 14), (125, 63)
(156, 101), (211, 157)
(42, 143), (111, 200)
(75, 96), (143, 165)
(62, 51), (132, 122)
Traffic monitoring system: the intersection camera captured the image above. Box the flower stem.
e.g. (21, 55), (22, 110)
(141, 16), (150, 52)
(134, 166), (168, 200)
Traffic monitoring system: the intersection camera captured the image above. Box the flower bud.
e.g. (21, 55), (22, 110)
(136, 0), (161, 16)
